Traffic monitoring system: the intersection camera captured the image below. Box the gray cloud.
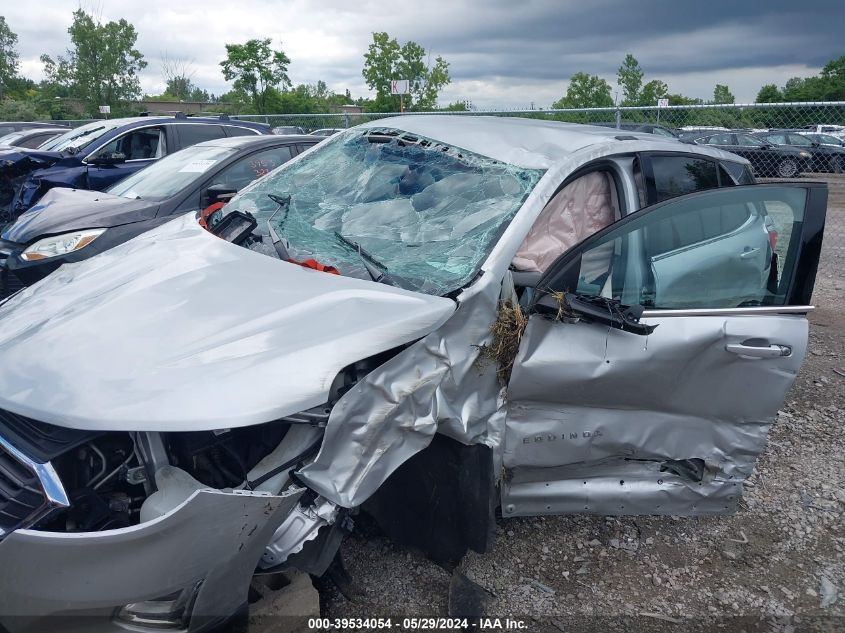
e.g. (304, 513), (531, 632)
(4, 0), (843, 108)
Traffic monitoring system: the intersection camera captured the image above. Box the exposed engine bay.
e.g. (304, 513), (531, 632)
(4, 352), (394, 564)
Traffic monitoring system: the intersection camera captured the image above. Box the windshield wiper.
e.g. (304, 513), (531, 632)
(333, 231), (405, 287)
(267, 193), (293, 259)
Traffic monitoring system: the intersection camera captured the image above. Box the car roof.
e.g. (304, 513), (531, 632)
(68, 116), (270, 132)
(360, 115), (735, 169)
(193, 134), (319, 149)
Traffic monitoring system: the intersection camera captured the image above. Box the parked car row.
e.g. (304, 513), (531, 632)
(1, 134), (318, 296)
(0, 114), (272, 227)
(0, 115), (829, 632)
(594, 122), (845, 177)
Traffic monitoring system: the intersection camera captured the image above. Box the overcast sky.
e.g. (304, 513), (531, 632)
(4, 0), (843, 108)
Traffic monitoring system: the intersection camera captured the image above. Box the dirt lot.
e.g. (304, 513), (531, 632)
(321, 176), (845, 631)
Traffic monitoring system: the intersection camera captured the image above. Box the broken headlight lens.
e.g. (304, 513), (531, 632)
(21, 228), (106, 261)
(114, 581), (202, 630)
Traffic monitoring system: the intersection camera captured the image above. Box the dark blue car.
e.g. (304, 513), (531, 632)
(0, 114), (270, 227)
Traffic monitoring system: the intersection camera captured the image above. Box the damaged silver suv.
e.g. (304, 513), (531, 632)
(0, 116), (827, 631)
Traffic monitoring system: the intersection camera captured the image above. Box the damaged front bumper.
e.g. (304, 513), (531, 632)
(0, 487), (303, 633)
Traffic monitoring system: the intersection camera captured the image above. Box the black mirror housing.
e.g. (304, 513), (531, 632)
(205, 183), (239, 205)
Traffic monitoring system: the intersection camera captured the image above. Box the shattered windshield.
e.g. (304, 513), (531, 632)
(233, 128), (543, 295)
(39, 120), (123, 153)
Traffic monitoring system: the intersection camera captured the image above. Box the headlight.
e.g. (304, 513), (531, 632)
(21, 228), (106, 261)
(799, 151), (812, 158)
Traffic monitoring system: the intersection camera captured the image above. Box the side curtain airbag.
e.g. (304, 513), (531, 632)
(512, 171), (617, 273)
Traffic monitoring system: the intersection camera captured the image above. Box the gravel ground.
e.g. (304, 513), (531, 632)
(321, 175), (845, 631)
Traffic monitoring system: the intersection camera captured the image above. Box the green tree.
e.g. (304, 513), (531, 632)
(667, 93), (703, 106)
(0, 98), (39, 121)
(712, 84), (735, 104)
(160, 55), (197, 100)
(0, 16), (20, 98)
(756, 84), (782, 103)
(640, 79), (669, 105)
(553, 72), (613, 108)
(617, 54), (644, 105)
(40, 9), (147, 112)
(220, 38), (291, 114)
(362, 32), (450, 111)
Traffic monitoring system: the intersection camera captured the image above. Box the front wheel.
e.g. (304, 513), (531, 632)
(777, 158), (799, 178)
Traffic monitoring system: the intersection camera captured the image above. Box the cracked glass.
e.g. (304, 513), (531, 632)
(232, 128), (544, 295)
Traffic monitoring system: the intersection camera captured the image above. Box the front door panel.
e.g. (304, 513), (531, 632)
(502, 183), (826, 517)
(502, 313), (806, 516)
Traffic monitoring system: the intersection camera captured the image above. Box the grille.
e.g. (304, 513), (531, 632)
(0, 440), (47, 533)
(0, 408), (101, 463)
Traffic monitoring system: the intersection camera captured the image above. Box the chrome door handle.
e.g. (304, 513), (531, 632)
(740, 247), (761, 259)
(726, 342), (792, 359)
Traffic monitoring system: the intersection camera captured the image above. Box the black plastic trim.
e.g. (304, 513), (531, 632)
(0, 409), (102, 463)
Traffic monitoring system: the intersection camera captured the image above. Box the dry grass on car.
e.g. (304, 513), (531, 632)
(481, 300), (529, 386)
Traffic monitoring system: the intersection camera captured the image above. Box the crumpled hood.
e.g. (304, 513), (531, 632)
(0, 213), (456, 431)
(1, 149), (69, 224)
(0, 147), (64, 167)
(2, 188), (160, 244)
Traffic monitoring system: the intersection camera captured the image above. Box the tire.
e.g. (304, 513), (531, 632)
(777, 158), (799, 178)
(831, 156), (844, 174)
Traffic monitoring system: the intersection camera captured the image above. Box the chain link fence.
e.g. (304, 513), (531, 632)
(29, 102), (845, 255)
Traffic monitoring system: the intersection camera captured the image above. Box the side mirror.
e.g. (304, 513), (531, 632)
(204, 183), (238, 205)
(88, 152), (126, 166)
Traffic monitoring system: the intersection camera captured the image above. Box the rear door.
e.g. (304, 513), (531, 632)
(501, 183), (826, 518)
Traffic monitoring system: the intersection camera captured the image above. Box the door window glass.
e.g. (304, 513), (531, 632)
(649, 155), (720, 203)
(176, 124), (226, 146)
(211, 145), (294, 191)
(91, 127), (166, 161)
(735, 135), (761, 146)
(787, 134), (813, 146)
(546, 186), (808, 309)
(224, 126), (260, 137)
(705, 133), (733, 146)
(720, 161), (755, 185)
(764, 134), (787, 145)
(651, 127), (676, 137)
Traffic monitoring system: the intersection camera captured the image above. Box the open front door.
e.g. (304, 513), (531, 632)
(502, 183), (827, 517)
